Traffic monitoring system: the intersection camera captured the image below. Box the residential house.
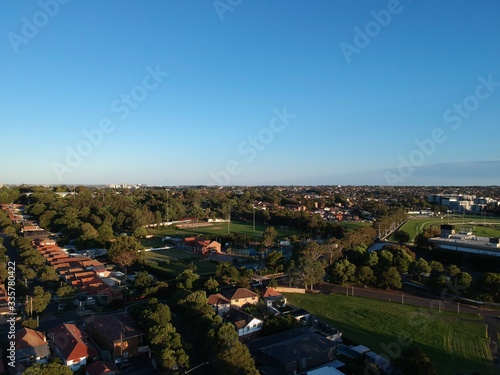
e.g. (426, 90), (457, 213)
(47, 323), (97, 371)
(86, 361), (120, 375)
(15, 328), (50, 365)
(183, 237), (221, 256)
(224, 288), (259, 310)
(284, 204), (307, 212)
(207, 293), (231, 316)
(225, 308), (263, 337)
(262, 287), (286, 308)
(21, 221), (42, 232)
(248, 328), (338, 375)
(85, 313), (145, 359)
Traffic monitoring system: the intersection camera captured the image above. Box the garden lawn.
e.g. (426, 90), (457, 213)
(285, 293), (494, 375)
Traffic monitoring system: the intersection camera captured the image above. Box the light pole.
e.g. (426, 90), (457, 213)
(253, 205), (255, 232)
(166, 188), (170, 226)
(185, 362), (209, 374)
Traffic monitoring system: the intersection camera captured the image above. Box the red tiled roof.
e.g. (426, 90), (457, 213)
(262, 287), (282, 298)
(86, 361), (119, 375)
(86, 313), (143, 342)
(231, 288), (258, 300)
(47, 323), (97, 361)
(15, 328), (46, 349)
(207, 293), (230, 306)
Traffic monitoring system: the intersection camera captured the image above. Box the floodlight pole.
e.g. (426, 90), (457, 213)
(253, 205), (255, 232)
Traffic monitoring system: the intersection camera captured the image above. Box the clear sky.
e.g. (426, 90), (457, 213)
(1, 0), (499, 186)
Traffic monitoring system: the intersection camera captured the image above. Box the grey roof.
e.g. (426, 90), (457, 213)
(248, 328), (336, 364)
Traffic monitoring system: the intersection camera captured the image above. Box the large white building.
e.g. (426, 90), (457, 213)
(429, 225), (500, 257)
(428, 194), (498, 214)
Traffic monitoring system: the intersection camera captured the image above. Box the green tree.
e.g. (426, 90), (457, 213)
(19, 264), (37, 281)
(108, 236), (144, 273)
(377, 249), (394, 271)
(446, 264), (461, 277)
(322, 239), (343, 266)
(380, 267), (402, 290)
(364, 251), (379, 267)
(56, 285), (77, 297)
(331, 259), (356, 285)
(429, 261), (444, 272)
(23, 362), (73, 375)
(261, 226), (278, 249)
(262, 315), (299, 336)
(140, 301), (173, 330)
(133, 226), (149, 239)
(215, 262), (239, 284)
(394, 347), (437, 375)
(134, 271), (154, 289)
(409, 258), (431, 282)
(453, 272), (472, 289)
(79, 222), (98, 242)
(392, 248), (412, 273)
(415, 226), (440, 250)
(177, 269), (200, 290)
(204, 277), (219, 294)
(22, 318), (39, 329)
(299, 256), (326, 290)
(393, 230), (410, 245)
(30, 286), (52, 314)
(265, 250), (284, 273)
(357, 266), (376, 286)
(97, 223), (114, 242)
(39, 265), (59, 282)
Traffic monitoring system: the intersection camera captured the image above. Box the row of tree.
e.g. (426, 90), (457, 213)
(138, 299), (189, 371)
(174, 290), (259, 375)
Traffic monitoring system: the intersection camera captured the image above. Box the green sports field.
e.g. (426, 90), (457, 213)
(391, 216), (500, 243)
(146, 221), (304, 243)
(143, 248), (218, 277)
(285, 293), (494, 375)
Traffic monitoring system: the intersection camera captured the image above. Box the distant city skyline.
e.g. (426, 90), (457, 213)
(1, 1), (500, 186)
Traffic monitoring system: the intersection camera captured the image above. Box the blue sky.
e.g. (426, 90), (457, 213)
(1, 0), (499, 186)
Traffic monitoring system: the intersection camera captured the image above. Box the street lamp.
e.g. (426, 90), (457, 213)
(185, 361), (209, 374)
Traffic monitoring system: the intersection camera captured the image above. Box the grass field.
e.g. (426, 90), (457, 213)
(285, 293), (494, 375)
(144, 220), (371, 247)
(144, 249), (218, 277)
(391, 215), (500, 243)
(337, 221), (372, 231)
(146, 221), (305, 244)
